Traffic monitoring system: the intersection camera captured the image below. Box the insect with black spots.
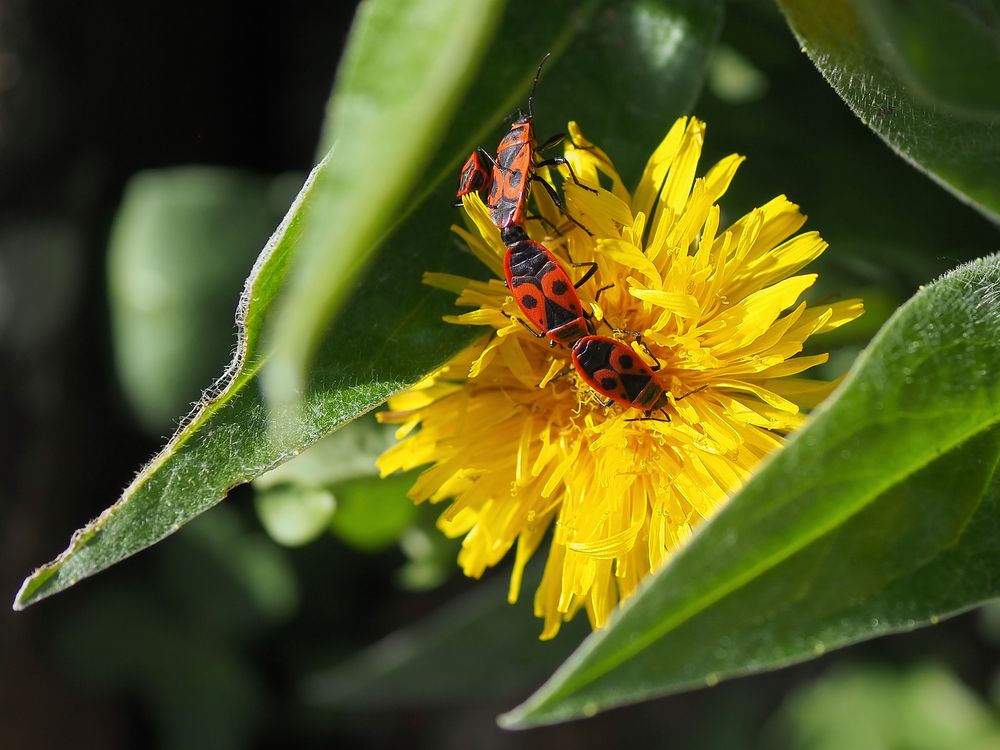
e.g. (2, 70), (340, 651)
(501, 239), (699, 418)
(454, 148), (493, 205)
(503, 238), (599, 346)
(454, 54), (595, 245)
(570, 336), (707, 420)
(489, 54), (597, 245)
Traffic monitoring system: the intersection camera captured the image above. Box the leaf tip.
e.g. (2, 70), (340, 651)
(495, 708), (528, 731)
(496, 692), (563, 731)
(11, 558), (64, 611)
(12, 574), (37, 611)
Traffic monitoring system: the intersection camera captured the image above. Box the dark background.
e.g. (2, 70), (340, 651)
(3, 1), (998, 748)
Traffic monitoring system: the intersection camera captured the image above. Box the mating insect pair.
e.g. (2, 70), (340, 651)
(504, 238), (682, 419)
(454, 56), (687, 419)
(463, 181), (679, 418)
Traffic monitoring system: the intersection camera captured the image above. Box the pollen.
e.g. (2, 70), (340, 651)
(377, 117), (863, 639)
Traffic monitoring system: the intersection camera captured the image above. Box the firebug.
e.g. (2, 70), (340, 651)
(486, 54), (596, 245)
(570, 335), (705, 418)
(455, 148), (493, 205)
(570, 335), (666, 412)
(503, 238), (598, 346)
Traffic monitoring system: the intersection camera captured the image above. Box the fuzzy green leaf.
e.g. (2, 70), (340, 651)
(502, 255), (1000, 727)
(857, 0), (1000, 118)
(779, 0), (1000, 223)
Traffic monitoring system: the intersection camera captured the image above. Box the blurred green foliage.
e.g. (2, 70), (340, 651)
(304, 566), (590, 710)
(773, 662), (1000, 750)
(0, 222), (82, 356)
(108, 168), (297, 433)
(254, 417), (420, 552)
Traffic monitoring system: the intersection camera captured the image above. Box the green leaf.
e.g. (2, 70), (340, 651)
(108, 168), (293, 432)
(253, 417), (408, 548)
(253, 414), (394, 490)
(856, 0), (1000, 118)
(537, 0), (724, 187)
(501, 255), (1000, 727)
(779, 0), (1000, 223)
(13, 0), (722, 609)
(773, 662), (1000, 750)
(253, 486), (336, 548)
(697, 1), (1000, 308)
(328, 475), (417, 551)
(261, 0), (505, 409)
(303, 569), (588, 709)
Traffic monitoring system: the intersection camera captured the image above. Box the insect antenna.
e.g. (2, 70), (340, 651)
(527, 53), (551, 121)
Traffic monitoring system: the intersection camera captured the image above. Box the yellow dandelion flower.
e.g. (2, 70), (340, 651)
(377, 116), (864, 639)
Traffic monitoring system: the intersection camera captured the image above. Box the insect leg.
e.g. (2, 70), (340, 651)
(477, 146), (498, 168)
(524, 211), (558, 233)
(535, 156), (599, 194)
(625, 411), (671, 424)
(537, 132), (565, 153)
(542, 365), (575, 386)
(530, 175), (594, 236)
(501, 309), (545, 339)
(604, 324), (661, 370)
(593, 284), (613, 302)
(570, 261), (598, 288)
(674, 385), (709, 402)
